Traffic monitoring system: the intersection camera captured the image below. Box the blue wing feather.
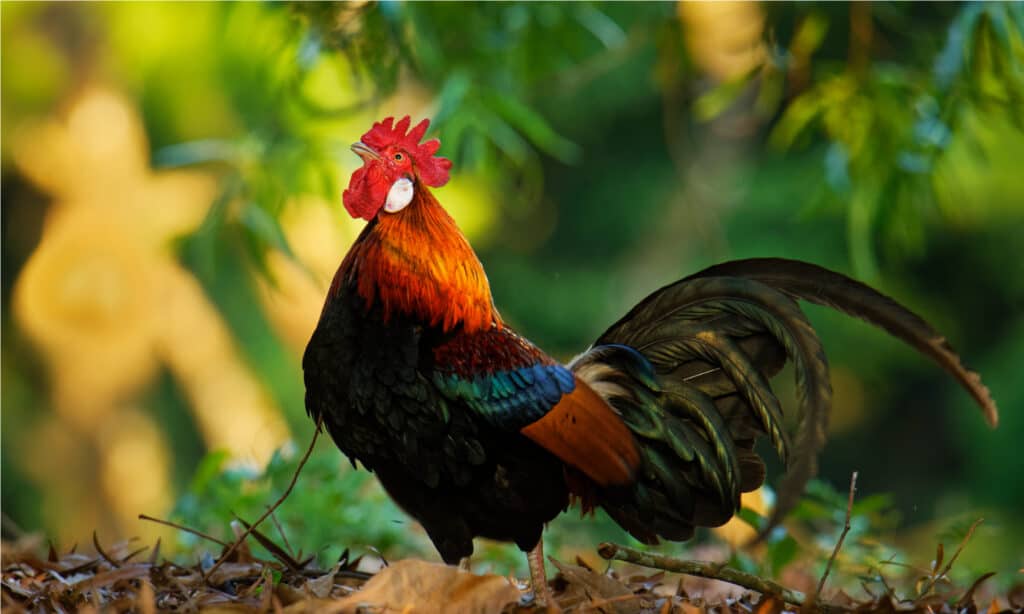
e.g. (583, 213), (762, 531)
(433, 362), (576, 430)
(430, 324), (577, 430)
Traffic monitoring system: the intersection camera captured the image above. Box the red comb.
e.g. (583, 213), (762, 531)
(361, 116), (452, 187)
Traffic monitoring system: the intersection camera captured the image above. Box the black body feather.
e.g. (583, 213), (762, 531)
(304, 283), (568, 562)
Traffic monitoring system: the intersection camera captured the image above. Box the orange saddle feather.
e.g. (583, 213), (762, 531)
(520, 377), (640, 487)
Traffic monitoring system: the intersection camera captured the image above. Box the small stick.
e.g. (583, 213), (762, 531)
(119, 546), (150, 564)
(269, 510), (295, 558)
(232, 516), (303, 571)
(138, 514), (230, 548)
(916, 517), (983, 599)
(598, 542), (806, 607)
(205, 420), (322, 581)
(92, 532), (120, 568)
(817, 470), (858, 597)
(865, 564), (897, 599)
(148, 538), (162, 566)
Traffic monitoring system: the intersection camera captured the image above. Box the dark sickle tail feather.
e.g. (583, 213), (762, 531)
(683, 258), (998, 427)
(572, 259), (997, 543)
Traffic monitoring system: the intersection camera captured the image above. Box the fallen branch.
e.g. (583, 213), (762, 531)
(817, 470), (858, 596)
(204, 419), (322, 581)
(597, 542), (805, 606)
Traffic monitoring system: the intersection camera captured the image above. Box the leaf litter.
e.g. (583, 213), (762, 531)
(3, 530), (1019, 613)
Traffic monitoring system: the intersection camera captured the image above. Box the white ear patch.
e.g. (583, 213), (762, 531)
(384, 177), (414, 213)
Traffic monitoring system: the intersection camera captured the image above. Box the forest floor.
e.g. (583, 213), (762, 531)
(2, 531), (1018, 613)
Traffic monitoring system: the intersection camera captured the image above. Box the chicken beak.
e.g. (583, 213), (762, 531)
(351, 141), (382, 162)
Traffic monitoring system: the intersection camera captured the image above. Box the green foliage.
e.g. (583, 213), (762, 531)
(767, 3), (1024, 278)
(721, 479), (906, 590)
(172, 446), (431, 566)
(797, 479), (901, 570)
(289, 2), (671, 204)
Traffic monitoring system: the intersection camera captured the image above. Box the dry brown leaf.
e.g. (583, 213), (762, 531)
(275, 581), (311, 606)
(304, 563), (341, 599)
(550, 559), (639, 614)
(2, 576), (36, 598)
(280, 597), (346, 613)
(330, 559), (519, 614)
(678, 602), (704, 614)
(753, 594), (784, 614)
(205, 561), (263, 586)
(136, 580), (156, 614)
(1009, 582), (1024, 609)
(71, 563), (149, 591)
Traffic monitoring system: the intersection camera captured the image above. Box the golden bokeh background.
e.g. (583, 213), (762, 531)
(2, 3), (506, 547)
(5, 85), (505, 545)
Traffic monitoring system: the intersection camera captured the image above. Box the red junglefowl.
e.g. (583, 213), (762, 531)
(303, 116), (998, 600)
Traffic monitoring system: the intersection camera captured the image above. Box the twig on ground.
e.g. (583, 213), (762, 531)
(120, 545), (150, 564)
(204, 419), (322, 581)
(233, 516), (303, 571)
(915, 517), (984, 600)
(269, 509), (295, 558)
(147, 538), (161, 565)
(92, 532), (121, 568)
(598, 542), (807, 607)
(817, 470), (858, 597)
(868, 564), (898, 599)
(138, 514), (230, 548)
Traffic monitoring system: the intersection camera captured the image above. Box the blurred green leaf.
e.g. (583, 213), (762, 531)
(240, 200), (296, 262)
(486, 92), (581, 163)
(767, 535), (799, 576)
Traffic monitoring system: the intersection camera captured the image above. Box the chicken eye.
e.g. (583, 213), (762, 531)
(394, 153), (404, 162)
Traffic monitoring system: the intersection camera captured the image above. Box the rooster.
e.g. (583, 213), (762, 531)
(303, 116), (998, 599)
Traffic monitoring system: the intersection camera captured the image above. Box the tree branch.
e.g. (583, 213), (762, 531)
(598, 542), (805, 606)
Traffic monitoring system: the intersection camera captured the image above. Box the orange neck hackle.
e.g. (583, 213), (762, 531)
(337, 186), (498, 334)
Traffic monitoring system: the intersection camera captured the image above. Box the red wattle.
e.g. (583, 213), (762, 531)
(342, 164), (389, 220)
